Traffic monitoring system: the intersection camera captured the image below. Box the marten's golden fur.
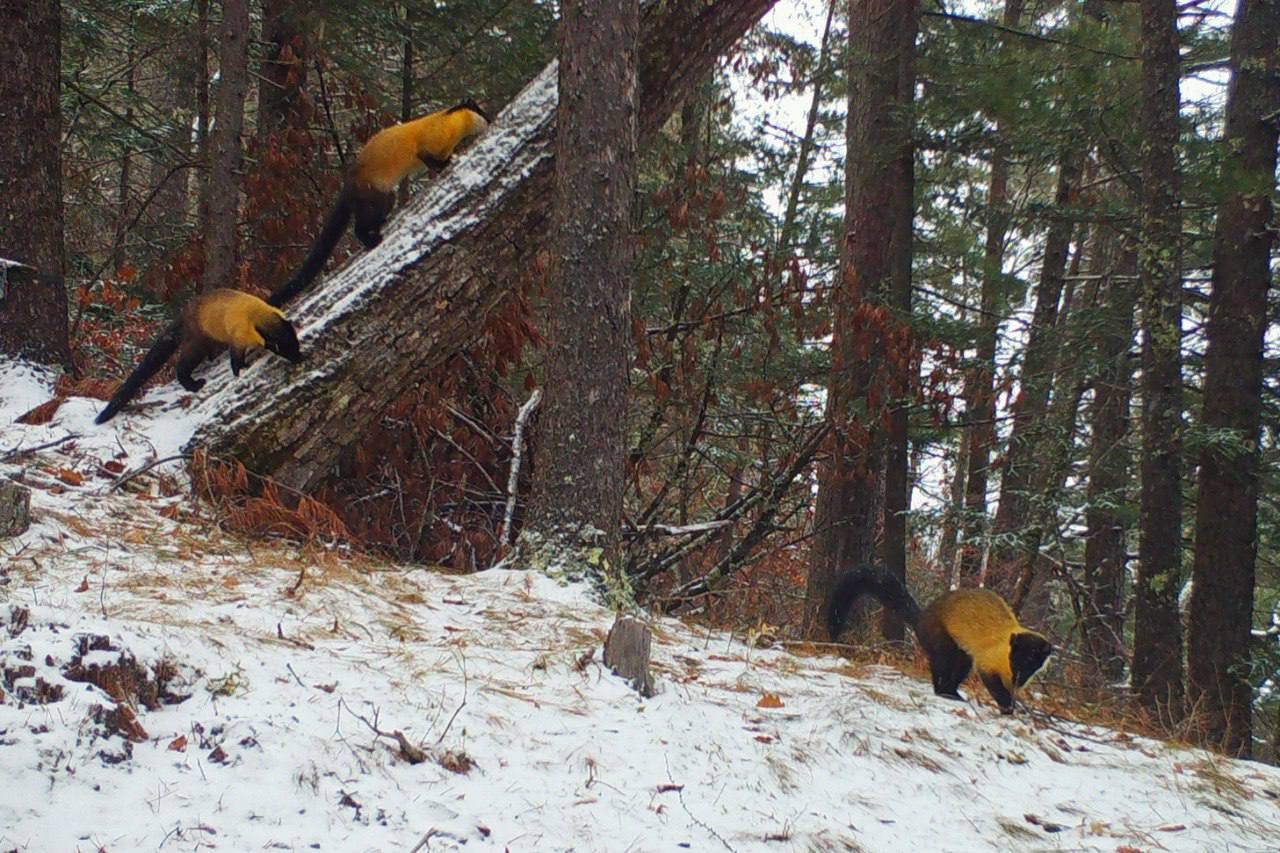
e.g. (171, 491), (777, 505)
(827, 566), (1052, 713)
(95, 289), (302, 423)
(267, 100), (490, 308)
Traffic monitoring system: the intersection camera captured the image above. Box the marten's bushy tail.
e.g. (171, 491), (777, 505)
(826, 564), (923, 640)
(268, 197), (352, 309)
(94, 319), (183, 424)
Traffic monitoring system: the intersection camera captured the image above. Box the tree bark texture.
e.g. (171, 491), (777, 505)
(523, 0), (638, 584)
(0, 0), (70, 366)
(202, 0), (249, 292)
(0, 478), (31, 538)
(1187, 0), (1279, 758)
(1081, 243), (1137, 684)
(191, 0), (778, 494)
(603, 615), (655, 697)
(1132, 0), (1185, 716)
(803, 0), (919, 639)
(881, 0), (919, 643)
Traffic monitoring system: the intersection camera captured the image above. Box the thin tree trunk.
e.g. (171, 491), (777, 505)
(0, 0), (70, 366)
(192, 0), (780, 492)
(803, 0), (919, 639)
(937, 429), (967, 579)
(520, 0), (639, 597)
(202, 0), (250, 292)
(1132, 0), (1185, 718)
(1187, 0), (1279, 758)
(881, 0), (918, 642)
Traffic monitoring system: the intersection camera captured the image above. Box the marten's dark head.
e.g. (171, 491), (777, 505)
(259, 316), (303, 364)
(1009, 632), (1052, 688)
(451, 98), (491, 123)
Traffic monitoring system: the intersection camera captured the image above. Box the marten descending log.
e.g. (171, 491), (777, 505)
(267, 100), (491, 308)
(95, 289), (302, 424)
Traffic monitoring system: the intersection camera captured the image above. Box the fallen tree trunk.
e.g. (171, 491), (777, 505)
(190, 0), (776, 494)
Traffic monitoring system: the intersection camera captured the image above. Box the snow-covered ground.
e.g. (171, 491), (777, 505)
(1, 359), (1279, 853)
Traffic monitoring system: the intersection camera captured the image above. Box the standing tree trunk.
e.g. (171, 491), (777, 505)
(0, 0), (70, 366)
(937, 429), (968, 579)
(1132, 0), (1185, 719)
(519, 0), (639, 600)
(1187, 0), (1279, 758)
(881, 0), (918, 642)
(1082, 242), (1137, 684)
(803, 0), (919, 639)
(202, 0), (250, 292)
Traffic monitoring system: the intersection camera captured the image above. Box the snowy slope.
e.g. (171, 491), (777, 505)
(1, 359), (1279, 853)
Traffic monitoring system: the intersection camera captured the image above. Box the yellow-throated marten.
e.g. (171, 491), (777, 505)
(95, 289), (302, 424)
(267, 99), (491, 308)
(826, 565), (1052, 713)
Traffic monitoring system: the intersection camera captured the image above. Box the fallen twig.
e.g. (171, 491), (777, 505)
(0, 433), (81, 463)
(500, 388), (541, 547)
(105, 452), (191, 492)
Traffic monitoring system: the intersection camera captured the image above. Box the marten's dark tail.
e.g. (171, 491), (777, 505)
(826, 564), (923, 641)
(268, 196), (352, 309)
(94, 319), (183, 424)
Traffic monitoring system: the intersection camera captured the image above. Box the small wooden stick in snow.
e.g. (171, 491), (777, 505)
(499, 388), (541, 546)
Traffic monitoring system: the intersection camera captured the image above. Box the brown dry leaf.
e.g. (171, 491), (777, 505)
(168, 735), (188, 752)
(75, 576), (90, 593)
(756, 693), (784, 709)
(54, 468), (84, 486)
(16, 398), (61, 425)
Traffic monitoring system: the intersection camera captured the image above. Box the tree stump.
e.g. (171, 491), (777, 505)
(0, 480), (31, 538)
(603, 615), (655, 697)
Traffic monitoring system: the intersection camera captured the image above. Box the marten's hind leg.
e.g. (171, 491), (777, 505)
(349, 186), (396, 249)
(175, 339), (211, 392)
(925, 633), (973, 701)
